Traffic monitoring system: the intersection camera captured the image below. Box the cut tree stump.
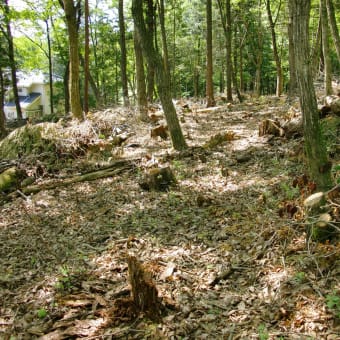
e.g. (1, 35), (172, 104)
(128, 256), (163, 321)
(139, 166), (176, 191)
(258, 119), (285, 137)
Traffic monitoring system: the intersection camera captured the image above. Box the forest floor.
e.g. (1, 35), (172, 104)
(0, 95), (340, 339)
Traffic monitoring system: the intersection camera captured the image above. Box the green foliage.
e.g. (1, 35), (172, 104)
(36, 308), (48, 319)
(280, 182), (299, 200)
(257, 324), (269, 340)
(294, 271), (306, 283)
(326, 293), (340, 318)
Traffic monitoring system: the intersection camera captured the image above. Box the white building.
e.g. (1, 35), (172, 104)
(4, 72), (51, 120)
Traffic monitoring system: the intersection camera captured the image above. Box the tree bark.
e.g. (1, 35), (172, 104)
(326, 0), (340, 62)
(63, 61), (70, 114)
(206, 0), (215, 107)
(320, 0), (332, 95)
(310, 15), (322, 77)
(266, 0), (283, 96)
(45, 18), (54, 116)
(287, 13), (298, 98)
(288, 0), (333, 190)
(133, 29), (148, 121)
(254, 2), (263, 97)
(63, 0), (83, 120)
(0, 67), (6, 137)
(225, 0), (232, 101)
(146, 0), (155, 102)
(132, 0), (187, 151)
(158, 0), (170, 79)
(118, 0), (130, 107)
(83, 0), (90, 114)
(3, 0), (22, 120)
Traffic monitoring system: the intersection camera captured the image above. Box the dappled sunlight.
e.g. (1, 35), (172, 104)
(1, 97), (339, 338)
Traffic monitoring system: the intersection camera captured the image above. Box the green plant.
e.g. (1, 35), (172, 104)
(280, 182), (299, 200)
(257, 324), (269, 340)
(326, 293), (340, 318)
(294, 271), (306, 283)
(37, 308), (47, 319)
(55, 266), (73, 291)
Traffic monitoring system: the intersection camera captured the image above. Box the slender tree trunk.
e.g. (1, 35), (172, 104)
(172, 2), (177, 97)
(311, 15), (322, 77)
(4, 0), (22, 120)
(63, 0), (83, 120)
(326, 0), (340, 62)
(46, 18), (54, 115)
(225, 0), (232, 101)
(288, 0), (333, 190)
(255, 2), (263, 97)
(132, 0), (187, 151)
(118, 0), (130, 107)
(84, 0), (90, 114)
(79, 54), (101, 105)
(193, 39), (201, 99)
(63, 62), (70, 114)
(146, 0), (155, 102)
(206, 0), (215, 107)
(133, 29), (148, 121)
(158, 0), (170, 78)
(320, 0), (332, 95)
(287, 14), (298, 98)
(266, 0), (283, 96)
(0, 67), (6, 137)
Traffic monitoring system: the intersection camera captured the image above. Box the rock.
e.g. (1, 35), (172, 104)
(303, 192), (325, 209)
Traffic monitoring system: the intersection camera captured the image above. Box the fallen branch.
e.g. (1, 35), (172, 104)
(20, 159), (137, 195)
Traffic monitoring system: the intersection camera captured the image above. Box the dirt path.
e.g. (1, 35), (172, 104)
(0, 97), (339, 339)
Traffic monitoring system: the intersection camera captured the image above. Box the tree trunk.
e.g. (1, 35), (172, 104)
(193, 38), (201, 99)
(266, 0), (283, 97)
(63, 61), (70, 114)
(206, 0), (215, 107)
(255, 3), (263, 98)
(63, 0), (83, 120)
(0, 67), (6, 137)
(288, 0), (333, 191)
(158, 0), (170, 79)
(45, 18), (54, 115)
(287, 14), (298, 98)
(146, 0), (155, 102)
(118, 0), (130, 107)
(326, 0), (340, 62)
(320, 0), (332, 95)
(79, 54), (101, 106)
(4, 0), (22, 120)
(132, 0), (187, 151)
(133, 29), (148, 121)
(225, 0), (232, 101)
(83, 0), (90, 114)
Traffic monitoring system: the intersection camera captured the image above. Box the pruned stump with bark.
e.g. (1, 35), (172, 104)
(128, 256), (163, 321)
(258, 119), (285, 137)
(139, 166), (176, 191)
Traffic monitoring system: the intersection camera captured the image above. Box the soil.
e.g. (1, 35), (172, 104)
(0, 96), (339, 339)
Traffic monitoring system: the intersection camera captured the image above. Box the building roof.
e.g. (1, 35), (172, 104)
(5, 92), (41, 108)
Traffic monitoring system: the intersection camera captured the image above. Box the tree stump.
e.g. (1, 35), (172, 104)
(139, 166), (176, 191)
(151, 125), (168, 140)
(258, 119), (285, 137)
(128, 256), (162, 321)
